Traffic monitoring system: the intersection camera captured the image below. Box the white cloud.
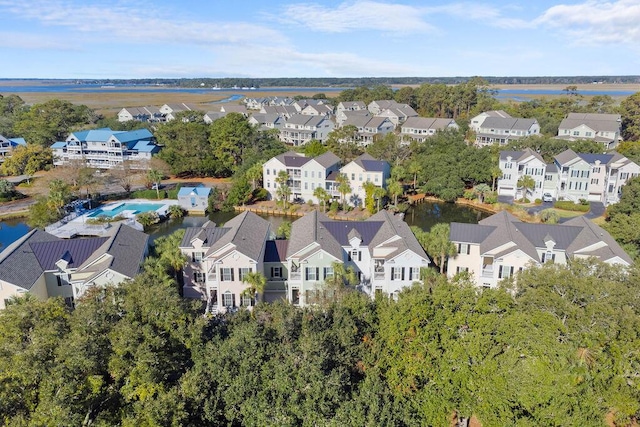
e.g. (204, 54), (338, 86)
(281, 1), (434, 33)
(0, 0), (289, 48)
(536, 0), (640, 44)
(0, 31), (75, 50)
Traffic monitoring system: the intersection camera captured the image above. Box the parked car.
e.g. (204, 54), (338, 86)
(542, 193), (553, 202)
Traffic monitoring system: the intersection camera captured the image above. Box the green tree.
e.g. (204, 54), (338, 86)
(517, 174), (536, 201)
(474, 183), (491, 203)
(302, 139), (327, 158)
(386, 178), (403, 206)
(425, 223), (456, 274)
(313, 186), (330, 212)
(245, 162), (263, 191)
(147, 169), (164, 199)
(47, 179), (71, 216)
(241, 271), (267, 304)
(0, 144), (53, 179)
(209, 113), (256, 174)
(373, 186), (387, 212)
(0, 179), (15, 198)
(13, 99), (96, 147)
(362, 181), (377, 214)
(620, 92), (640, 141)
(336, 173), (352, 210)
(27, 197), (62, 228)
(276, 220), (292, 239)
(275, 170), (291, 209)
(168, 204), (185, 218)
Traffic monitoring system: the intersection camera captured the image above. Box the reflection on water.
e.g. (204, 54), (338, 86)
(0, 219), (31, 251)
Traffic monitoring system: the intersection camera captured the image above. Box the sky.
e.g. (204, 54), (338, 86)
(1, 0), (639, 79)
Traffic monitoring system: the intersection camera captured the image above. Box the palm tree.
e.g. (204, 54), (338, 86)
(408, 159), (421, 191)
(373, 186), (387, 212)
(517, 175), (536, 201)
(336, 173), (352, 211)
(386, 179), (403, 206)
(242, 271), (267, 304)
(324, 261), (358, 301)
(245, 163), (263, 191)
(147, 169), (163, 199)
(313, 187), (330, 212)
(474, 183), (491, 203)
(275, 170), (290, 209)
(425, 223), (457, 274)
(490, 166), (502, 192)
(168, 204), (185, 218)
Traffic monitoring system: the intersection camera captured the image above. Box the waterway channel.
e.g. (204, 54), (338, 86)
(0, 200), (489, 251)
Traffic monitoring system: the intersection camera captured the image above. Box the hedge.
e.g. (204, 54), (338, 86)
(554, 200), (590, 212)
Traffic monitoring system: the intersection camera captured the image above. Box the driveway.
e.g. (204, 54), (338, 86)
(584, 202), (605, 219)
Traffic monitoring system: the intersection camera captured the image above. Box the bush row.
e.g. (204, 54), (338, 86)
(554, 200), (590, 212)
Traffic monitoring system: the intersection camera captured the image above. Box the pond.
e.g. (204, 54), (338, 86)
(0, 201), (491, 250)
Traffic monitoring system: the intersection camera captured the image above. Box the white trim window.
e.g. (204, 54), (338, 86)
(221, 268), (234, 281)
(324, 266), (334, 279)
(238, 267), (251, 282)
(222, 291), (235, 308)
(498, 265), (514, 279)
(192, 252), (204, 262)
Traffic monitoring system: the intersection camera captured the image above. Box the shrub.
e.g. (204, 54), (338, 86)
(534, 198), (542, 205)
(252, 188), (269, 202)
(579, 198), (589, 206)
(518, 198), (531, 204)
(168, 204), (185, 219)
(554, 200), (590, 212)
(539, 209), (560, 224)
(307, 199), (314, 206)
(136, 211), (160, 228)
(166, 184), (182, 199)
(131, 189), (167, 199)
(329, 201), (339, 213)
(484, 193), (498, 204)
(463, 189), (476, 200)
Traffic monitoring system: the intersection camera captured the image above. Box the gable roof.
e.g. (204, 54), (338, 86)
(480, 117), (538, 131)
(273, 151), (310, 168)
(206, 211), (270, 261)
(499, 148), (545, 163)
(264, 240), (289, 263)
(312, 151), (340, 168)
(352, 153), (388, 172)
(559, 113), (621, 133)
(178, 186), (212, 197)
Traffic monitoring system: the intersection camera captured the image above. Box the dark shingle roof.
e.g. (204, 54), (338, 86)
(450, 223), (495, 244)
(30, 238), (109, 271)
(264, 240), (289, 262)
(321, 221), (384, 246)
(0, 230), (60, 290)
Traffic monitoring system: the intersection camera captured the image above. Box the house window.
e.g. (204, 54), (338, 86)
(193, 272), (206, 283)
(311, 171), (315, 178)
(391, 267), (404, 281)
(375, 176), (379, 183)
(591, 178), (599, 185)
(273, 169), (276, 175)
(292, 288), (300, 305)
(457, 243), (470, 255)
(221, 268), (234, 281)
(593, 167), (601, 173)
(241, 294), (253, 307)
(498, 265), (514, 279)
(238, 267), (251, 282)
(271, 266), (282, 279)
(267, 182), (270, 188)
(541, 252), (556, 263)
(581, 170), (589, 178)
(222, 292), (235, 307)
(305, 267), (318, 281)
(192, 252), (204, 262)
(266, 169), (270, 175)
(351, 173), (355, 180)
(621, 172), (629, 180)
(545, 174), (552, 181)
(573, 131), (580, 136)
(359, 174), (363, 181)
(324, 266), (334, 279)
(305, 171), (308, 177)
(456, 266), (469, 274)
(304, 182), (308, 190)
(349, 249), (361, 261)
(586, 131), (592, 137)
(410, 267), (420, 281)
(502, 174), (511, 180)
(504, 162), (512, 169)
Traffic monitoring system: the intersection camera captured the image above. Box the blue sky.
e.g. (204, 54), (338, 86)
(1, 0), (639, 79)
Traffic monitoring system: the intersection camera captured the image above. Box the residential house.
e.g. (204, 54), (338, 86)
(475, 117), (540, 147)
(279, 114), (334, 146)
(553, 149), (640, 204)
(557, 112), (622, 149)
(340, 153), (391, 207)
(0, 224), (148, 310)
(179, 212), (271, 313)
(218, 104), (249, 116)
(285, 210), (430, 306)
(203, 111), (226, 124)
(0, 135), (26, 162)
(300, 103), (334, 117)
(400, 117), (460, 143)
(293, 99), (327, 112)
(117, 106), (163, 123)
(448, 211), (632, 288)
(262, 151), (340, 204)
(263, 239), (289, 302)
(497, 149), (547, 200)
(469, 110), (511, 132)
(52, 128), (161, 169)
(178, 185), (212, 214)
(336, 109), (370, 127)
(260, 105), (298, 120)
(247, 113), (284, 130)
(368, 100), (401, 115)
(377, 105), (419, 126)
(342, 116), (395, 145)
(160, 103), (203, 121)
(336, 101), (366, 113)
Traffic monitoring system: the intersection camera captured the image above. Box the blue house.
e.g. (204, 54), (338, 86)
(178, 185), (212, 214)
(51, 128), (160, 169)
(0, 135), (26, 163)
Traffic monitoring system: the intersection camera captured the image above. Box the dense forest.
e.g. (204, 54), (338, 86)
(2, 250), (640, 426)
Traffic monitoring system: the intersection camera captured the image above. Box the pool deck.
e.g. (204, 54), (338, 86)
(45, 199), (179, 238)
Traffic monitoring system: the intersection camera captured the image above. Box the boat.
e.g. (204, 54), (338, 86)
(212, 84), (221, 90)
(232, 85), (240, 90)
(101, 83), (116, 88)
(241, 87), (250, 90)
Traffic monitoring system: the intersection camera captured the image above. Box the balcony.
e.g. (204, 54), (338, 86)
(481, 267), (494, 278)
(290, 271), (301, 280)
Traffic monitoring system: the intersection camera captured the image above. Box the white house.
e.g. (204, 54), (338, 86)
(179, 212), (271, 314)
(52, 128), (161, 169)
(0, 135), (26, 162)
(475, 117), (540, 147)
(469, 110), (511, 132)
(340, 153), (391, 207)
(117, 106), (163, 123)
(336, 101), (366, 113)
(400, 117), (459, 143)
(557, 112), (622, 149)
(377, 105), (419, 126)
(342, 115), (395, 145)
(279, 114), (334, 146)
(448, 211), (632, 288)
(177, 185), (212, 214)
(497, 148), (547, 201)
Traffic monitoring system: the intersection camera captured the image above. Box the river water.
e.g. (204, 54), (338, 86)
(0, 201), (489, 250)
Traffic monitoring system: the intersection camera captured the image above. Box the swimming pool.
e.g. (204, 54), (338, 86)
(88, 202), (166, 218)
